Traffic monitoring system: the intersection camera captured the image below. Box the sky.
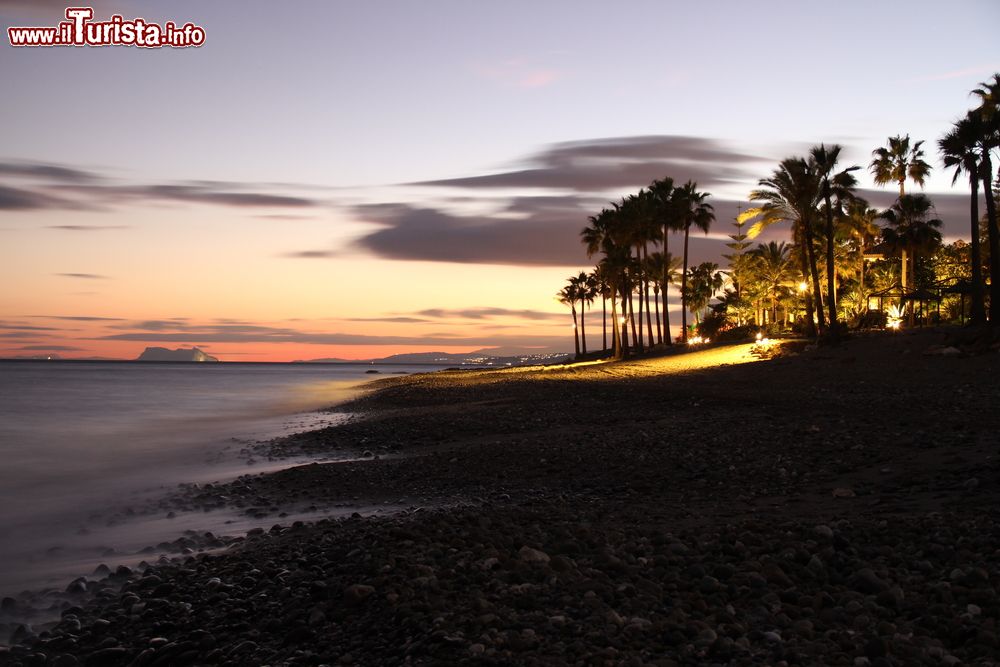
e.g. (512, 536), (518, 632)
(2, 0), (999, 361)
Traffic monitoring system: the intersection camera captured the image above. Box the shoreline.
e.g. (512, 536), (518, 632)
(2, 329), (999, 665)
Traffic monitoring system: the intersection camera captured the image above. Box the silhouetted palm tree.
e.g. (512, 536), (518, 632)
(743, 157), (824, 337)
(939, 113), (987, 324)
(812, 144), (860, 330)
(880, 194), (943, 323)
(575, 271), (598, 355)
(557, 278), (580, 357)
(972, 74), (1000, 323)
(645, 250), (680, 344)
(870, 134), (933, 296)
(648, 177), (680, 343)
(675, 181), (715, 342)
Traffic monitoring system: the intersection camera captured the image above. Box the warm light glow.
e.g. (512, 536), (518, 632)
(688, 335), (704, 345)
(798, 281), (808, 293)
(755, 332), (763, 341)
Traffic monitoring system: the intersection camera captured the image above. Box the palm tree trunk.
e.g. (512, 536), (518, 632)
(797, 243), (817, 338)
(662, 224), (672, 345)
(602, 293), (608, 351)
(571, 304), (580, 358)
(980, 153), (1000, 324)
(969, 175), (986, 324)
(823, 189), (838, 329)
(610, 293), (621, 359)
(634, 247), (645, 352)
(681, 225), (690, 342)
(653, 287), (662, 344)
(620, 281), (631, 357)
(580, 301), (587, 355)
(802, 216), (826, 335)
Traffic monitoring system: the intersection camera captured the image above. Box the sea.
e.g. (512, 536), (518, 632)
(0, 360), (446, 597)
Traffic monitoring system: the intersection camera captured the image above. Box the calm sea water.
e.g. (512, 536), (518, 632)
(0, 361), (443, 595)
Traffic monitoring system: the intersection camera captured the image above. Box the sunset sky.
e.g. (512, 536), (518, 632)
(2, 0), (999, 361)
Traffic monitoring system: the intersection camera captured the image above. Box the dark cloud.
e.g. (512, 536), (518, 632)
(0, 332), (44, 339)
(14, 345), (86, 351)
(414, 135), (767, 192)
(1, 158), (319, 211)
(283, 250), (338, 259)
(54, 273), (110, 280)
(353, 199), (593, 266)
(31, 315), (124, 321)
(0, 161), (100, 183)
(416, 307), (565, 321)
(65, 184), (317, 208)
(352, 195), (754, 267)
(347, 316), (431, 324)
(0, 185), (86, 211)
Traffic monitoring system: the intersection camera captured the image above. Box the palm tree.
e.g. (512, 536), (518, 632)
(972, 74), (1000, 323)
(557, 279), (580, 358)
(582, 208), (629, 358)
(590, 264), (614, 351)
(675, 181), (715, 342)
(870, 134), (933, 296)
(645, 250), (681, 344)
(812, 144), (860, 330)
(648, 177), (680, 343)
(575, 271), (598, 355)
(879, 194), (943, 323)
(684, 262), (725, 326)
(841, 199), (880, 310)
(939, 113), (987, 324)
(750, 241), (795, 325)
(742, 157), (824, 337)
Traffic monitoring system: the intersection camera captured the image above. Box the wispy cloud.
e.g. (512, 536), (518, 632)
(469, 58), (563, 89)
(47, 225), (129, 231)
(282, 249), (338, 259)
(907, 65), (1000, 83)
(54, 273), (111, 280)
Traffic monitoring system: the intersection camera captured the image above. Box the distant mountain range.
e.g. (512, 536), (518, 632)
(295, 350), (571, 367)
(136, 347), (219, 362)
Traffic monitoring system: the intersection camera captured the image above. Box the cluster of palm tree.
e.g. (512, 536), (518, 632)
(556, 74), (1000, 356)
(558, 178), (716, 358)
(938, 73), (1000, 324)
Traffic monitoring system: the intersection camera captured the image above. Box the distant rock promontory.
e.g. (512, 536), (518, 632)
(136, 347), (219, 362)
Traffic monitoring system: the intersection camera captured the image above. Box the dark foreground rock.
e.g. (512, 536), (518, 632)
(2, 329), (999, 666)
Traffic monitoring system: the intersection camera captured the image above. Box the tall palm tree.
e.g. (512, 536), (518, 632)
(972, 74), (1000, 323)
(572, 271), (597, 355)
(742, 157), (824, 337)
(590, 264), (614, 351)
(675, 181), (715, 342)
(646, 250), (681, 343)
(879, 194), (943, 323)
(870, 134), (933, 296)
(557, 279), (580, 358)
(582, 208), (629, 358)
(939, 113), (987, 324)
(812, 144), (860, 330)
(648, 177), (680, 343)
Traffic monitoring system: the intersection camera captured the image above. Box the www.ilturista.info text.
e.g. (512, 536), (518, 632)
(8, 7), (205, 48)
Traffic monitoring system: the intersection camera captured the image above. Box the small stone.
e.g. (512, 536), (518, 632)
(343, 584), (375, 605)
(814, 524), (834, 539)
(833, 487), (856, 498)
(517, 546), (550, 564)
